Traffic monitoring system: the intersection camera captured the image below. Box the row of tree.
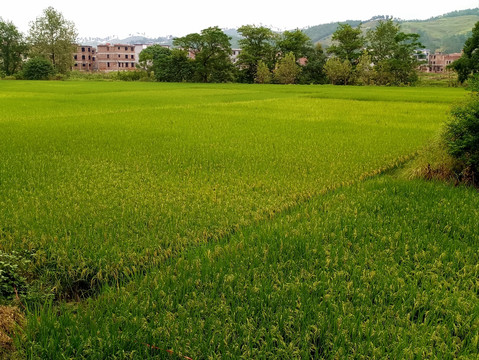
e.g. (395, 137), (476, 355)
(139, 21), (423, 86)
(0, 7), (77, 79)
(3, 7), (463, 86)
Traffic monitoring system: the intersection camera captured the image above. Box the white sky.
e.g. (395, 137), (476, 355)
(2, 0), (479, 39)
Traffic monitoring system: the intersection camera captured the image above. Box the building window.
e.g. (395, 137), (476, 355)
(131, 55), (134, 60)
(125, 62), (128, 67)
(118, 54), (121, 58)
(88, 48), (91, 52)
(131, 62), (135, 67)
(107, 54), (110, 59)
(82, 63), (86, 67)
(82, 47), (85, 52)
(74, 55), (77, 60)
(107, 62), (110, 67)
(89, 55), (91, 60)
(92, 57), (95, 61)
(74, 63), (78, 67)
(82, 55), (85, 60)
(118, 46), (120, 50)
(131, 47), (134, 51)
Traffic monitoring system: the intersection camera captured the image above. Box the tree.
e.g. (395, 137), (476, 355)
(137, 45), (169, 75)
(355, 51), (374, 85)
(22, 57), (54, 80)
(366, 19), (422, 85)
(255, 60), (272, 84)
(324, 57), (353, 85)
(173, 26), (234, 83)
(274, 52), (301, 84)
(28, 7), (77, 74)
(237, 25), (278, 83)
(277, 29), (313, 60)
(450, 21), (479, 83)
(0, 19), (28, 76)
(299, 43), (327, 84)
(328, 24), (364, 65)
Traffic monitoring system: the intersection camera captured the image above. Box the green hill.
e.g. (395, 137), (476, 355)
(303, 8), (479, 53)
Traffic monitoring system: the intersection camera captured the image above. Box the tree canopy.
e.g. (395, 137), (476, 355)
(450, 21), (479, 83)
(0, 19), (28, 76)
(237, 25), (278, 83)
(328, 24), (364, 65)
(366, 20), (422, 85)
(174, 26), (234, 83)
(28, 7), (77, 74)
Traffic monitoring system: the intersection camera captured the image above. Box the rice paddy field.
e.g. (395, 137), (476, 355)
(1, 81), (478, 358)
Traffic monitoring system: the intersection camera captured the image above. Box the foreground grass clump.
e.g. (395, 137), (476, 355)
(0, 82), (464, 296)
(21, 177), (479, 359)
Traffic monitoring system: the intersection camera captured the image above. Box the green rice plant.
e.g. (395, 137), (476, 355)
(0, 82), (467, 297)
(20, 176), (479, 358)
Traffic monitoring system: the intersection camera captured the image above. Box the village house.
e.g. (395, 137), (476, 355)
(423, 52), (462, 73)
(72, 45), (96, 71)
(95, 44), (137, 72)
(74, 44), (243, 72)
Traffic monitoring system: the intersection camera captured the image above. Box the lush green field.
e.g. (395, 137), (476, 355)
(1, 81), (477, 358)
(23, 177), (479, 359)
(0, 82), (463, 295)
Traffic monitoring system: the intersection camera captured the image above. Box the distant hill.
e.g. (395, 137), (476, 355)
(77, 8), (479, 54)
(303, 8), (479, 53)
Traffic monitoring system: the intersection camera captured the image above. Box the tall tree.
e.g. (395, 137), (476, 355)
(236, 25), (278, 83)
(0, 19), (28, 76)
(367, 20), (422, 85)
(324, 57), (353, 85)
(173, 26), (233, 83)
(255, 60), (272, 84)
(28, 7), (77, 74)
(277, 29), (313, 60)
(299, 43), (327, 84)
(274, 52), (301, 84)
(328, 24), (364, 65)
(450, 21), (479, 83)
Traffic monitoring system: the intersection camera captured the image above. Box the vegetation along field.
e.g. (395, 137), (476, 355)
(1, 81), (478, 358)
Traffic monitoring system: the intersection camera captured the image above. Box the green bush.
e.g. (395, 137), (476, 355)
(443, 93), (479, 184)
(22, 57), (54, 80)
(0, 251), (29, 300)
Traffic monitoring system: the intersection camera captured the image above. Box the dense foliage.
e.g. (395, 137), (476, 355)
(0, 19), (28, 76)
(22, 57), (54, 80)
(28, 7), (77, 74)
(443, 93), (479, 183)
(450, 21), (479, 83)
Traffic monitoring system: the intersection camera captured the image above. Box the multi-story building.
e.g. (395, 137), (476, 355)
(423, 52), (462, 73)
(231, 49), (242, 64)
(73, 45), (96, 71)
(96, 44), (137, 72)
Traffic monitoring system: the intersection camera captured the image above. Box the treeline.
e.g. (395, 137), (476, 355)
(0, 7), (77, 80)
(0, 7), (434, 85)
(140, 21), (422, 86)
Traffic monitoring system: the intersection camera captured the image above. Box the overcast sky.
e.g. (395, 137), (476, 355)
(2, 0), (479, 39)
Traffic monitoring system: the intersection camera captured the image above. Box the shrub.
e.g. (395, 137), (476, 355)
(22, 57), (54, 80)
(0, 251), (29, 300)
(442, 93), (479, 184)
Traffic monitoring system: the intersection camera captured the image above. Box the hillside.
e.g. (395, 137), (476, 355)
(304, 8), (479, 53)
(77, 8), (479, 54)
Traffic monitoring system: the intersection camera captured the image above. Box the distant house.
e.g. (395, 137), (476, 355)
(231, 49), (242, 64)
(72, 45), (96, 71)
(422, 52), (462, 73)
(96, 44), (137, 72)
